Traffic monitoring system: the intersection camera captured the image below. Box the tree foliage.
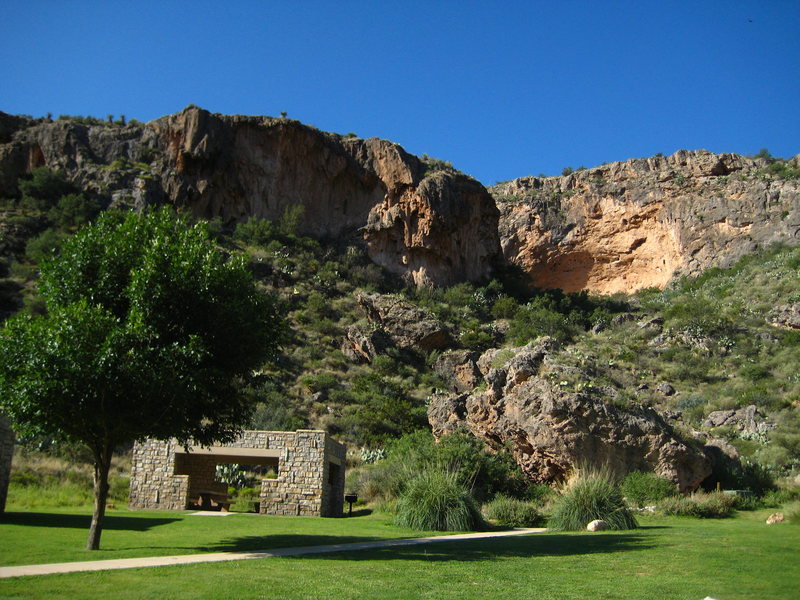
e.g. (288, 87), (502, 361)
(0, 208), (285, 548)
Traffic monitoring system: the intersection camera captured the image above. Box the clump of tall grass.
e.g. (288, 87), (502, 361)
(656, 491), (736, 518)
(785, 501), (800, 524)
(621, 471), (678, 507)
(394, 468), (485, 531)
(548, 471), (638, 531)
(484, 494), (544, 527)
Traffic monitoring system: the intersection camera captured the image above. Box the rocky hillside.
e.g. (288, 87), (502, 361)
(1, 106), (799, 494)
(0, 107), (500, 287)
(492, 150), (800, 293)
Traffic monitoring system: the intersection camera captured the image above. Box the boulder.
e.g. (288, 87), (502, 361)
(766, 512), (785, 525)
(771, 304), (800, 330)
(586, 520), (608, 532)
(355, 292), (451, 351)
(656, 382), (676, 396)
(703, 405), (775, 435)
(340, 324), (390, 363)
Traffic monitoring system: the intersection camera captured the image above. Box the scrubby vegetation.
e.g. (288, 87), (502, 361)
(547, 472), (638, 531)
(2, 161), (800, 507)
(394, 468), (485, 531)
(621, 471), (678, 508)
(656, 491), (738, 518)
(483, 494), (545, 527)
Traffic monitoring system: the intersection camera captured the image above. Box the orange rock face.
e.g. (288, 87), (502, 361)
(494, 150), (800, 294)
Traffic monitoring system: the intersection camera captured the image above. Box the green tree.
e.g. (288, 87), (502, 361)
(18, 167), (75, 210)
(0, 209), (285, 550)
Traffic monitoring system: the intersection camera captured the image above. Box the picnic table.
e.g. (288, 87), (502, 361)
(193, 489), (232, 512)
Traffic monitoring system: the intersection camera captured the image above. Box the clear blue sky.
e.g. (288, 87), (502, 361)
(2, 0), (798, 184)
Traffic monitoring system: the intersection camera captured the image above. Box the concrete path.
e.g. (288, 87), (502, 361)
(0, 527), (546, 578)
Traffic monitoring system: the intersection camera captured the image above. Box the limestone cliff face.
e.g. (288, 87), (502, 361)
(427, 339), (711, 492)
(0, 107), (501, 287)
(493, 150), (800, 294)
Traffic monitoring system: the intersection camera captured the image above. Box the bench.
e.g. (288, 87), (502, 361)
(193, 490), (233, 512)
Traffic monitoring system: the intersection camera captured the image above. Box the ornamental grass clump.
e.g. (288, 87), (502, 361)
(484, 494), (545, 527)
(621, 471), (678, 507)
(394, 468), (485, 531)
(548, 473), (638, 531)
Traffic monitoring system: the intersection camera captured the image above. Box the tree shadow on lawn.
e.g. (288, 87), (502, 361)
(0, 512), (180, 531)
(212, 532), (655, 562)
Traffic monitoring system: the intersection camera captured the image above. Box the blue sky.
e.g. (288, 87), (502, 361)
(2, 1), (798, 184)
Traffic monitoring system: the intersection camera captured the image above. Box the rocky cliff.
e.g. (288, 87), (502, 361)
(492, 150), (800, 293)
(0, 107), (501, 287)
(428, 339), (712, 492)
(2, 108), (799, 294)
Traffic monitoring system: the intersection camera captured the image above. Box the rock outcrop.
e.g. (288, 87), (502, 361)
(339, 325), (390, 363)
(703, 405), (775, 436)
(771, 304), (800, 330)
(493, 150), (800, 294)
(354, 292), (451, 351)
(0, 107), (501, 287)
(428, 340), (711, 492)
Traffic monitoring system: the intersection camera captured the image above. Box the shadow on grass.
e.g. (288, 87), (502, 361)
(0, 512), (180, 531)
(343, 508), (373, 518)
(211, 531), (654, 562)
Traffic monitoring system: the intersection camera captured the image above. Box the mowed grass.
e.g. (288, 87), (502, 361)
(1, 510), (798, 599)
(0, 508), (438, 566)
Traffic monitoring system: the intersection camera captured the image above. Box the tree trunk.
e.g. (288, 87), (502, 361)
(86, 442), (113, 550)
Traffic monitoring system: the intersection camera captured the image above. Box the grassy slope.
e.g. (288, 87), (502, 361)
(0, 512), (797, 600)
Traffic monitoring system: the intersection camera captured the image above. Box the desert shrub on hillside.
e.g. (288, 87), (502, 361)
(548, 473), (638, 531)
(394, 468), (485, 531)
(234, 217), (277, 247)
(333, 373), (426, 447)
(18, 167), (75, 210)
(48, 193), (102, 228)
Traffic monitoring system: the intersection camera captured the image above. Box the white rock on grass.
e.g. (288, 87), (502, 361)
(586, 520), (608, 532)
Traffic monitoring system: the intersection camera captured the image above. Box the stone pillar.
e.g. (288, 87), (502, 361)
(0, 414), (15, 513)
(129, 439), (188, 511)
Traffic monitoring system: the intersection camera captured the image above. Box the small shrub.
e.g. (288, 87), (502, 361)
(394, 468), (485, 531)
(484, 494), (544, 527)
(49, 193), (102, 228)
(657, 492), (736, 518)
(525, 483), (558, 506)
(760, 487), (800, 508)
(621, 471), (678, 507)
(548, 473), (638, 531)
(215, 464), (251, 489)
(234, 217), (276, 247)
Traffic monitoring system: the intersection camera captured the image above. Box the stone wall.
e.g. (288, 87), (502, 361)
(0, 414), (15, 513)
(129, 430), (345, 517)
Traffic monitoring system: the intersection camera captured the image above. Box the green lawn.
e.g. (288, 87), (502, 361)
(1, 509), (798, 599)
(0, 507), (435, 566)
